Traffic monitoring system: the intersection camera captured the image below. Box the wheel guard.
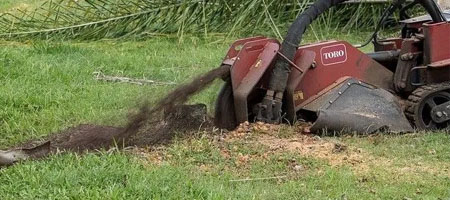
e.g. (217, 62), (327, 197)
(305, 78), (413, 134)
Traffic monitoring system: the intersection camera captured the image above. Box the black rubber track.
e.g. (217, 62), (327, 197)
(405, 82), (450, 130)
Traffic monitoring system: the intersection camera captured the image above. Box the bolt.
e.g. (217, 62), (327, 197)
(400, 53), (414, 61)
(436, 111), (443, 118)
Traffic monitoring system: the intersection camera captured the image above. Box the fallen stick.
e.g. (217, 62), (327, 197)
(229, 175), (288, 182)
(0, 142), (51, 167)
(93, 71), (176, 86)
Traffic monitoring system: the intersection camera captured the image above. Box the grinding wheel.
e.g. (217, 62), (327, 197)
(214, 80), (238, 130)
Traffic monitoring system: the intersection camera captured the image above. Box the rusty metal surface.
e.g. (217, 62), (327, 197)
(222, 15), (448, 131)
(285, 50), (316, 122)
(429, 58), (450, 68)
(230, 39), (278, 90)
(291, 40), (394, 109)
(224, 36), (267, 61)
(230, 39), (280, 123)
(300, 77), (351, 111)
(427, 67), (450, 84)
(393, 38), (422, 93)
(374, 38), (403, 51)
(424, 22), (450, 64)
(309, 78), (413, 134)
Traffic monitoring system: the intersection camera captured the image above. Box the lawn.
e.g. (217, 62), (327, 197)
(0, 33), (448, 199)
(0, 37), (226, 146)
(0, 2), (449, 200)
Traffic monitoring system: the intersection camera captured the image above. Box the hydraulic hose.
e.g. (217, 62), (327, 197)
(258, 0), (348, 123)
(417, 0), (446, 22)
(259, 0), (445, 124)
(268, 0), (444, 93)
(268, 0), (348, 92)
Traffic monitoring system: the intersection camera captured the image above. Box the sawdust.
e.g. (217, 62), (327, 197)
(223, 122), (450, 177)
(131, 122), (367, 171)
(226, 122), (367, 169)
(120, 121), (450, 182)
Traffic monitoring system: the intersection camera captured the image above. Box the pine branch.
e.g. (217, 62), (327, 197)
(0, 4), (180, 38)
(0, 0), (389, 40)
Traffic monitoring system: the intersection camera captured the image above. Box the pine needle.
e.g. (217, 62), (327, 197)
(0, 0), (389, 40)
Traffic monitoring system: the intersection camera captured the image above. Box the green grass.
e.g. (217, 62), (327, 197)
(0, 37), (227, 146)
(1, 133), (449, 199)
(0, 32), (449, 199)
(0, 32), (372, 147)
(0, 150), (362, 199)
(0, 0), (44, 12)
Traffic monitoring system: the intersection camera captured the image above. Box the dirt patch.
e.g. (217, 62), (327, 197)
(2, 66), (228, 167)
(15, 125), (125, 155)
(226, 122), (367, 168)
(224, 123), (450, 177)
(16, 103), (212, 155)
(128, 122), (368, 174)
(21, 112), (208, 151)
(49, 125), (124, 152)
(121, 121), (449, 181)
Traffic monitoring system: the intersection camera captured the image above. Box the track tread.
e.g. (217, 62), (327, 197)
(405, 82), (450, 129)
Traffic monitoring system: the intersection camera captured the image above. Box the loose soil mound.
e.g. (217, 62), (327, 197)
(50, 124), (124, 152)
(7, 66), (229, 163)
(18, 103), (210, 156)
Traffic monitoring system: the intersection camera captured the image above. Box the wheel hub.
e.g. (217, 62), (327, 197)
(418, 92), (450, 129)
(406, 83), (450, 130)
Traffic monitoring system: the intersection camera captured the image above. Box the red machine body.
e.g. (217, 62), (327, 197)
(219, 12), (450, 132)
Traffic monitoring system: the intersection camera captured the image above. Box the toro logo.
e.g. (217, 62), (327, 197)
(320, 44), (347, 66)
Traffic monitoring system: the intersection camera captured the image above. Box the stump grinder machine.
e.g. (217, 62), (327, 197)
(214, 0), (450, 133)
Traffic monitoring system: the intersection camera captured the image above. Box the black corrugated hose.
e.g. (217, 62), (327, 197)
(258, 0), (348, 123)
(257, 0), (348, 123)
(269, 0), (444, 93)
(268, 0), (348, 92)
